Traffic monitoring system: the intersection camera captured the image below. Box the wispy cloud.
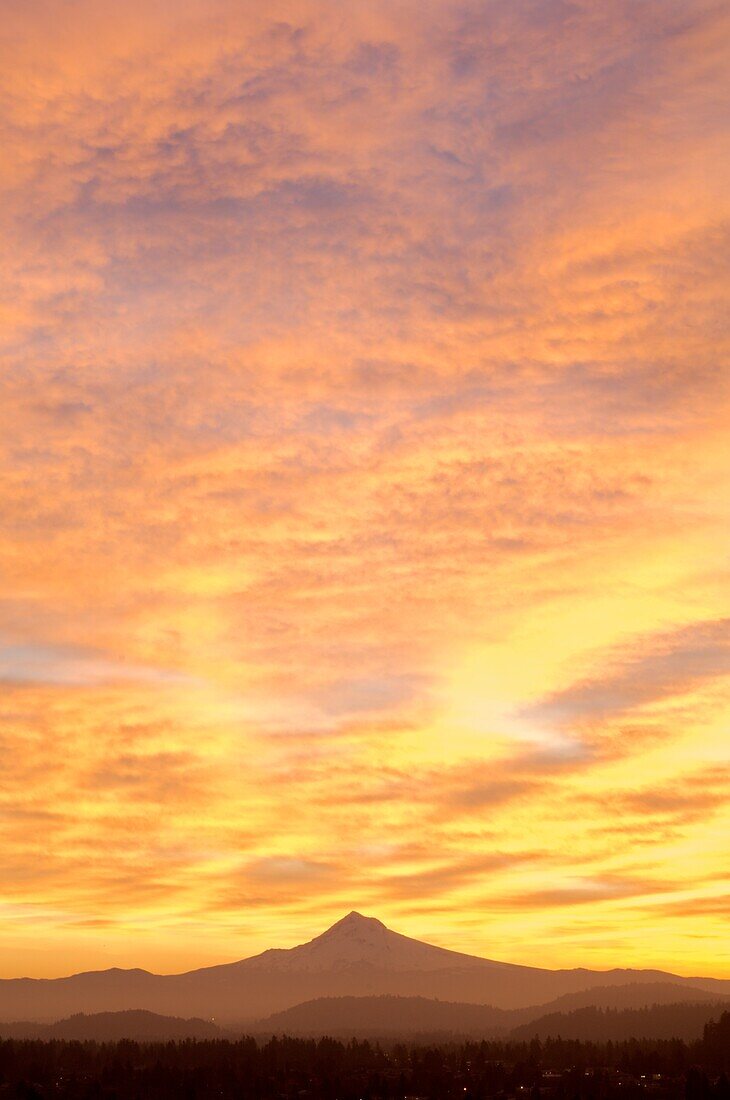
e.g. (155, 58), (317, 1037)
(0, 640), (188, 687)
(522, 620), (730, 733)
(0, 0), (727, 977)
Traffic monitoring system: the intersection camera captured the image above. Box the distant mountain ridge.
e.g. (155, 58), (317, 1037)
(528, 981), (728, 1013)
(2, 912), (728, 1024)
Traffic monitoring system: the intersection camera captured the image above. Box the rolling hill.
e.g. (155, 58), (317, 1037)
(253, 983), (728, 1038)
(0, 1010), (222, 1041)
(255, 994), (513, 1036)
(509, 1001), (729, 1042)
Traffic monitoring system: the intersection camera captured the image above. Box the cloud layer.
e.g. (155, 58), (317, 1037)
(0, 0), (728, 977)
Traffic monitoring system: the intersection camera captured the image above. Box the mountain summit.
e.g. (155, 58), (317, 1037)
(321, 910), (385, 936)
(242, 911), (487, 973)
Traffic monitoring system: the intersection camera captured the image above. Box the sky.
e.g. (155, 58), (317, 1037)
(0, 0), (728, 980)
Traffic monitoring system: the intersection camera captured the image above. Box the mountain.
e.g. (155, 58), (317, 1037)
(0, 1010), (222, 1041)
(1, 911), (727, 1025)
(240, 911), (484, 973)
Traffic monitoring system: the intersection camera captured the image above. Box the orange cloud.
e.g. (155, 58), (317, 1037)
(0, 0), (727, 979)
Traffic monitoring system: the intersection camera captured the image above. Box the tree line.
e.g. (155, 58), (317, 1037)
(0, 1010), (727, 1100)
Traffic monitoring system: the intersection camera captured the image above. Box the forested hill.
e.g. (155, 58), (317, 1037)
(510, 1002), (729, 1042)
(257, 994), (513, 1035)
(0, 1010), (221, 1042)
(256, 992), (729, 1040)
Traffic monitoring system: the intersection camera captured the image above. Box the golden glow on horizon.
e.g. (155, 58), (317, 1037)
(0, 0), (728, 979)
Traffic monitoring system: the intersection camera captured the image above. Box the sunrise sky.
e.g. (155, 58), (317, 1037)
(1, 0), (728, 980)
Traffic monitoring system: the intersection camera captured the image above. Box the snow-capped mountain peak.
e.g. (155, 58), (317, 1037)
(317, 911), (387, 940)
(241, 911), (493, 974)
